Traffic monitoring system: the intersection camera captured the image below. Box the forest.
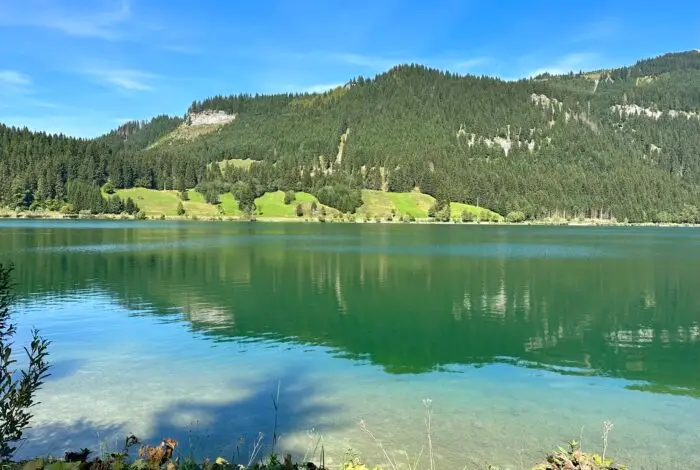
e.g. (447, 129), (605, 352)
(2, 50), (700, 222)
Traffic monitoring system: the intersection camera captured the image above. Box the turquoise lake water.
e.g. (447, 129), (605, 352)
(1, 220), (699, 468)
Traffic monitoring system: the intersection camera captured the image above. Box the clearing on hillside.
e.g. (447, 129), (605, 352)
(254, 191), (329, 218)
(217, 158), (260, 170)
(450, 202), (503, 221)
(359, 189), (503, 220)
(114, 188), (220, 217)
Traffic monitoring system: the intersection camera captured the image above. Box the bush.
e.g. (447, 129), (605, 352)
(284, 191), (295, 205)
(177, 201), (186, 216)
(135, 211), (147, 220)
(314, 185), (363, 213)
(102, 180), (115, 195)
(124, 197), (139, 215)
(106, 195), (125, 214)
(0, 264), (51, 461)
(60, 204), (76, 215)
(461, 210), (475, 222)
(179, 190), (189, 201)
(506, 211), (526, 223)
(295, 204), (304, 217)
(231, 182), (256, 214)
(428, 200), (451, 222)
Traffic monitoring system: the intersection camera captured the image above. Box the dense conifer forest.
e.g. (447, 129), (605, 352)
(2, 50), (700, 222)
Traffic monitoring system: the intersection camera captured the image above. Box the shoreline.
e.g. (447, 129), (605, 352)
(1, 210), (698, 228)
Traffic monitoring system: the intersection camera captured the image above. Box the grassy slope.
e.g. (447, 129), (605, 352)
(360, 189), (503, 220)
(114, 188), (219, 217)
(451, 202), (504, 221)
(113, 188), (503, 220)
(255, 191), (320, 217)
(217, 158), (259, 170)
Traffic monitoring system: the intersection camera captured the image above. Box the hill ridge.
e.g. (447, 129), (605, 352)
(2, 50), (700, 223)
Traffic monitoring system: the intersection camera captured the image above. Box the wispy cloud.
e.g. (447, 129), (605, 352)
(282, 50), (492, 75)
(279, 51), (403, 70)
(271, 82), (344, 95)
(0, 70), (31, 87)
(302, 83), (344, 93)
(0, 0), (132, 40)
(83, 68), (159, 92)
(527, 52), (600, 77)
(435, 57), (492, 74)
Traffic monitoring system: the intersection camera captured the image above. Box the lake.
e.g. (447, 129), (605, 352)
(1, 220), (699, 469)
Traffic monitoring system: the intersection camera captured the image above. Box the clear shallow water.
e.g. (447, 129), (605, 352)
(1, 220), (699, 469)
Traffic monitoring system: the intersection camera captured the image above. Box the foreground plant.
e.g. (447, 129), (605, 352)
(533, 439), (626, 470)
(0, 263), (52, 462)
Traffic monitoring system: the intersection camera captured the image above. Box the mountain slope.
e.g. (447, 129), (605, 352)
(2, 51), (700, 222)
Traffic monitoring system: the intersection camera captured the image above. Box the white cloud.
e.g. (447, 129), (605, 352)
(528, 52), (599, 77)
(283, 50), (493, 75)
(302, 83), (344, 93)
(0, 0), (132, 40)
(433, 57), (492, 74)
(0, 70), (31, 87)
(83, 68), (158, 92)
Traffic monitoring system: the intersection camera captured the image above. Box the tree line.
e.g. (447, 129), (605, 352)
(2, 52), (700, 222)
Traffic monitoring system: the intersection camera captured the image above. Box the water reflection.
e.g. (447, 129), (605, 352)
(2, 221), (699, 397)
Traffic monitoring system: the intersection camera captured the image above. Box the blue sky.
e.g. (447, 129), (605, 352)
(0, 0), (698, 138)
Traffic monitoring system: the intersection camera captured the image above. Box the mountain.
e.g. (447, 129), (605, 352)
(2, 50), (700, 222)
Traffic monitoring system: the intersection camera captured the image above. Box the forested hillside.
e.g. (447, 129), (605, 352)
(2, 51), (700, 222)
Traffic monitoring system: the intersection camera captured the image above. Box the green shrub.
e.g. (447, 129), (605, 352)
(0, 264), (51, 461)
(102, 180), (115, 195)
(428, 200), (451, 222)
(283, 191), (295, 205)
(506, 211), (526, 223)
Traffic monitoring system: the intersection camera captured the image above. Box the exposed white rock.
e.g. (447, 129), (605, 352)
(188, 110), (237, 126)
(456, 126), (549, 156)
(611, 104), (699, 120)
(530, 93), (563, 113)
(456, 124), (468, 138)
(494, 136), (512, 156)
(635, 76), (655, 86)
(336, 127), (349, 165)
(573, 112), (599, 134)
